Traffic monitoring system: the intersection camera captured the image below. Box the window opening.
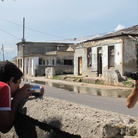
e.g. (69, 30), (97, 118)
(108, 46), (114, 68)
(87, 47), (92, 67)
(39, 58), (43, 65)
(64, 60), (73, 65)
(52, 59), (54, 65)
(43, 60), (45, 65)
(18, 59), (22, 68)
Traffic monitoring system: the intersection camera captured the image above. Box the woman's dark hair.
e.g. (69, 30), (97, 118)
(0, 61), (23, 83)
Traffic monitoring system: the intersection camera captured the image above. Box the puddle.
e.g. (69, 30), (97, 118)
(23, 79), (131, 98)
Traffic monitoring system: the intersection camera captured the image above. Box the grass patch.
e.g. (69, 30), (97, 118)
(127, 77), (132, 80)
(53, 75), (62, 79)
(53, 75), (83, 81)
(72, 77), (83, 81)
(122, 81), (134, 87)
(36, 74), (45, 76)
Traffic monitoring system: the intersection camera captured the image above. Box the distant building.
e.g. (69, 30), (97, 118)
(16, 42), (74, 77)
(74, 24), (138, 77)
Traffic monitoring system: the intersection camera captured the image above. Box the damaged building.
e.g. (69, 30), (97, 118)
(16, 42), (74, 77)
(74, 24), (138, 82)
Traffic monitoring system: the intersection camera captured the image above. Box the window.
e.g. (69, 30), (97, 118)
(52, 59), (54, 65)
(18, 59), (22, 68)
(39, 58), (43, 65)
(64, 60), (73, 65)
(87, 47), (92, 67)
(108, 46), (114, 68)
(43, 60), (45, 65)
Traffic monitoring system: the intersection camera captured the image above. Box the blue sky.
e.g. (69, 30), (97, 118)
(0, 0), (138, 60)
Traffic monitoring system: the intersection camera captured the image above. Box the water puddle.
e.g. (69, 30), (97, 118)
(23, 79), (131, 98)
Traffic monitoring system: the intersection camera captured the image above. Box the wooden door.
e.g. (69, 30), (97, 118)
(78, 57), (82, 75)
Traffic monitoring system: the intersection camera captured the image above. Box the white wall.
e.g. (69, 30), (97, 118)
(92, 47), (97, 72)
(32, 57), (39, 76)
(102, 45), (108, 71)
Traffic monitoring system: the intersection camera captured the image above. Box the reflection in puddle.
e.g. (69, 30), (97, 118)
(23, 79), (131, 98)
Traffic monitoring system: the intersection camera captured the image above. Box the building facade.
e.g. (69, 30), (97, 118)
(74, 25), (138, 77)
(16, 42), (74, 76)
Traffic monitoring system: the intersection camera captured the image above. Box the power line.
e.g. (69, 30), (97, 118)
(0, 27), (21, 40)
(0, 17), (22, 27)
(0, 17), (130, 43)
(0, 17), (64, 39)
(25, 27), (64, 39)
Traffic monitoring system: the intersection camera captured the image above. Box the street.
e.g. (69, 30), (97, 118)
(22, 76), (138, 118)
(41, 83), (138, 118)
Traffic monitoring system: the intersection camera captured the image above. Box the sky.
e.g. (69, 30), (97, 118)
(0, 0), (138, 61)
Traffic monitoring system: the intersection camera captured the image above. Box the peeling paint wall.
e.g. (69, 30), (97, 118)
(102, 45), (108, 72)
(74, 47), (83, 76)
(74, 38), (125, 77)
(74, 37), (138, 77)
(56, 51), (74, 65)
(102, 42), (122, 75)
(123, 38), (138, 74)
(91, 47), (97, 76)
(82, 48), (88, 76)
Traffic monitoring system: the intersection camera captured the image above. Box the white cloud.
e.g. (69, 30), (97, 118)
(115, 24), (125, 32)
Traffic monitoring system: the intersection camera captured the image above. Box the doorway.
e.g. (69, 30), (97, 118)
(97, 47), (102, 76)
(78, 57), (82, 75)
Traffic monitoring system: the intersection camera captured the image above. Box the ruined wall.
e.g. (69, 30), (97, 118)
(45, 66), (74, 78)
(91, 46), (98, 76)
(123, 37), (138, 74)
(75, 38), (123, 77)
(56, 51), (74, 65)
(102, 42), (122, 75)
(35, 65), (74, 76)
(74, 46), (94, 77)
(1, 97), (138, 138)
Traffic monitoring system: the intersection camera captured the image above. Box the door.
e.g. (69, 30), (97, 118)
(97, 48), (102, 76)
(78, 57), (82, 75)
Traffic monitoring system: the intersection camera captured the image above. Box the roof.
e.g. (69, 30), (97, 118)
(16, 41), (75, 46)
(84, 24), (138, 43)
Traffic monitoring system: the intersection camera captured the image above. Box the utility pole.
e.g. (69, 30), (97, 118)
(22, 17), (25, 43)
(22, 17), (25, 76)
(1, 45), (4, 61)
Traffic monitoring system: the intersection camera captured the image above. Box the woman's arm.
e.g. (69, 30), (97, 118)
(127, 80), (138, 108)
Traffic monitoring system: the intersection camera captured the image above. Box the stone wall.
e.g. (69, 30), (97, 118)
(102, 69), (125, 85)
(1, 96), (138, 138)
(54, 65), (74, 75)
(34, 65), (74, 76)
(45, 66), (74, 78)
